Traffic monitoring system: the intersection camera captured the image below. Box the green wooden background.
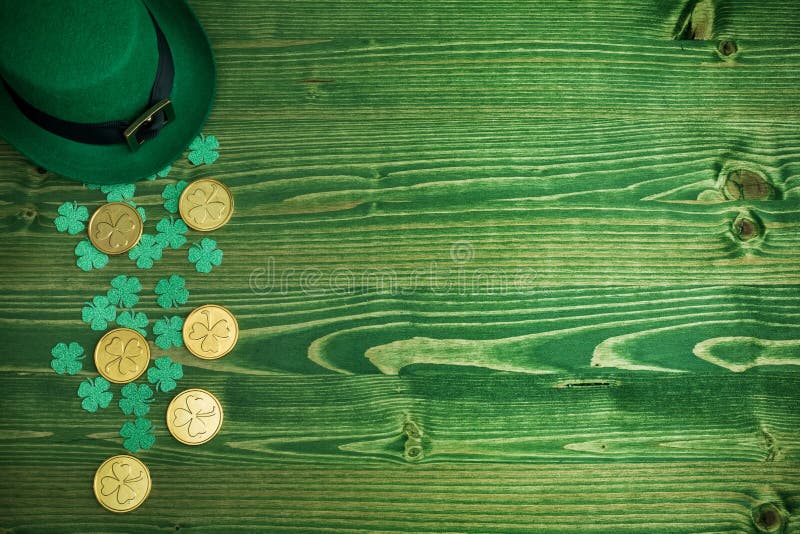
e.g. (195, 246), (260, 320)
(2, 0), (800, 531)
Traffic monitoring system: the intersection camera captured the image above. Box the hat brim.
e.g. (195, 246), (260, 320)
(0, 0), (215, 185)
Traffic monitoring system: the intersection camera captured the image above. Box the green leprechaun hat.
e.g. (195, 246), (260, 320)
(0, 0), (215, 184)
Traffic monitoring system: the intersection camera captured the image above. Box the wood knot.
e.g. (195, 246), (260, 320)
(16, 205), (38, 224)
(723, 169), (776, 201)
(752, 503), (785, 533)
(404, 439), (424, 462)
(718, 39), (738, 57)
(732, 214), (762, 242)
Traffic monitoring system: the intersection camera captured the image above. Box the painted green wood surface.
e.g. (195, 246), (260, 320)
(1, 0), (800, 532)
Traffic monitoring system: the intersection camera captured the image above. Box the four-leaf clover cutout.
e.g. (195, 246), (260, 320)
(119, 417), (155, 453)
(153, 316), (185, 349)
(188, 238), (223, 273)
(162, 180), (188, 214)
(101, 183), (136, 202)
(81, 295), (117, 331)
(55, 201), (89, 234)
(147, 356), (184, 393)
(155, 274), (189, 309)
(78, 377), (113, 413)
(118, 383), (154, 417)
(117, 310), (148, 336)
(107, 275), (142, 308)
(50, 342), (84, 375)
(75, 239), (109, 272)
(128, 234), (163, 269)
(155, 217), (188, 250)
(187, 134), (220, 166)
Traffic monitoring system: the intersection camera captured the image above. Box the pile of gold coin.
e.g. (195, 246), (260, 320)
(90, 178), (238, 513)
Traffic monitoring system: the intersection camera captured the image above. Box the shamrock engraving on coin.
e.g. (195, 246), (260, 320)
(93, 455), (151, 513)
(94, 328), (150, 383)
(166, 388), (223, 446)
(182, 304), (238, 360)
(88, 202), (143, 254)
(178, 178), (234, 231)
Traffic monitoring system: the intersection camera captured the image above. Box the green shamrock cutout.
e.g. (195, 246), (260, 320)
(155, 274), (189, 309)
(147, 356), (184, 392)
(155, 217), (188, 250)
(162, 180), (188, 214)
(78, 377), (113, 413)
(54, 201), (89, 235)
(117, 310), (148, 336)
(50, 342), (84, 375)
(107, 275), (142, 308)
(101, 183), (135, 202)
(75, 239), (109, 272)
(128, 234), (163, 269)
(146, 164), (172, 181)
(187, 133), (219, 166)
(188, 238), (223, 273)
(119, 417), (155, 452)
(81, 295), (117, 331)
(153, 316), (184, 349)
(118, 383), (154, 417)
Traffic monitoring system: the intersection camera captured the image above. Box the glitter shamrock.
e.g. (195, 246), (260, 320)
(188, 238), (223, 273)
(77, 377), (113, 413)
(50, 342), (84, 375)
(146, 164), (172, 181)
(54, 201), (89, 235)
(155, 274), (189, 309)
(117, 310), (148, 336)
(162, 180), (188, 214)
(106, 275), (142, 308)
(187, 133), (219, 166)
(101, 183), (136, 202)
(81, 295), (117, 331)
(147, 356), (184, 393)
(128, 234), (163, 269)
(155, 217), (188, 250)
(75, 239), (109, 272)
(118, 383), (154, 417)
(153, 316), (184, 349)
(119, 417), (155, 453)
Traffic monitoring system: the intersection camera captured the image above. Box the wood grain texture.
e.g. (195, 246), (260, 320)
(1, 0), (800, 532)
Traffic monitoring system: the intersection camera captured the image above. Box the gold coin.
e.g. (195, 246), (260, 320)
(93, 455), (151, 513)
(166, 388), (224, 446)
(178, 178), (234, 231)
(182, 304), (238, 360)
(87, 202), (143, 254)
(94, 328), (150, 383)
